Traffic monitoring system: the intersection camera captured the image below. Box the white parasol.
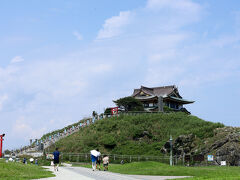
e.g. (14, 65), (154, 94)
(97, 151), (101, 156)
(90, 150), (98, 157)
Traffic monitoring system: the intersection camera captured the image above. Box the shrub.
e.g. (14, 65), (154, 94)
(113, 96), (144, 112)
(100, 134), (117, 148)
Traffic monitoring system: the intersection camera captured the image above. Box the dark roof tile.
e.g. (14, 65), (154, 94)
(132, 85), (176, 97)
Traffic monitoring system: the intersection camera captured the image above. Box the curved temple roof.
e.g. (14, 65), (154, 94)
(166, 96), (194, 104)
(132, 85), (178, 97)
(132, 85), (194, 104)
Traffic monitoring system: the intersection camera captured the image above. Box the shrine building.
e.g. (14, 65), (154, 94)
(132, 85), (194, 112)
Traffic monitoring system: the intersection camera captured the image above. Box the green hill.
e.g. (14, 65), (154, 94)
(48, 113), (224, 156)
(0, 160), (54, 179)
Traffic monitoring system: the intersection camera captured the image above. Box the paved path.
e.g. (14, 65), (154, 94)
(38, 166), (190, 180)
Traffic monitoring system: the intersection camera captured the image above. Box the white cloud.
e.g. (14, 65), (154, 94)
(232, 11), (240, 29)
(96, 0), (201, 41)
(3, 36), (31, 45)
(97, 11), (132, 39)
(91, 64), (112, 73)
(11, 56), (24, 63)
(73, 31), (83, 40)
(146, 0), (201, 30)
(210, 35), (240, 48)
(179, 72), (234, 87)
(12, 117), (47, 140)
(0, 94), (8, 111)
(148, 49), (176, 62)
(145, 66), (185, 86)
(147, 0), (201, 13)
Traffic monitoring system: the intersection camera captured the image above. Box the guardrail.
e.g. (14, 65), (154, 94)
(46, 152), (209, 166)
(47, 152), (173, 164)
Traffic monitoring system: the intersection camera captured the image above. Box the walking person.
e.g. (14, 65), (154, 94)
(35, 159), (38, 165)
(30, 157), (34, 164)
(23, 157), (27, 164)
(53, 148), (60, 171)
(90, 151), (97, 171)
(96, 149), (101, 170)
(102, 155), (109, 171)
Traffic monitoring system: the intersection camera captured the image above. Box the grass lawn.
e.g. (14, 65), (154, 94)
(76, 161), (240, 179)
(0, 159), (54, 180)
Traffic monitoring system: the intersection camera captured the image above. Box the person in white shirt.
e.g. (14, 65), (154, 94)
(102, 155), (109, 171)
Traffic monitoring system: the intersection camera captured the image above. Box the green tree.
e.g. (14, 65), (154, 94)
(4, 149), (11, 155)
(104, 108), (112, 115)
(92, 111), (98, 117)
(113, 96), (144, 112)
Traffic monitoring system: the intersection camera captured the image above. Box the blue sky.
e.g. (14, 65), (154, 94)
(0, 0), (240, 150)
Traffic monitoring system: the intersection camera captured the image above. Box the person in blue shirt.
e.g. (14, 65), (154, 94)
(23, 158), (27, 164)
(91, 154), (97, 171)
(53, 148), (60, 171)
(35, 159), (38, 165)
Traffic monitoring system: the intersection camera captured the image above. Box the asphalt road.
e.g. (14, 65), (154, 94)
(38, 166), (190, 180)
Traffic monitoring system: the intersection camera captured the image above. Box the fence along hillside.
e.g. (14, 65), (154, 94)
(17, 112), (168, 154)
(16, 116), (94, 155)
(17, 113), (123, 155)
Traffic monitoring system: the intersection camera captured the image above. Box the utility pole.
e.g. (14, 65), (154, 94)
(0, 134), (5, 158)
(170, 135), (173, 166)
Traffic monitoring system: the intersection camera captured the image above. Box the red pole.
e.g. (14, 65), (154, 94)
(0, 134), (5, 158)
(0, 136), (2, 158)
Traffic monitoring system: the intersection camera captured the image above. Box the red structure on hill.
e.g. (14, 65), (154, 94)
(0, 134), (5, 158)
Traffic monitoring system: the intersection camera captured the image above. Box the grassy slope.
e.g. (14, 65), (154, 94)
(0, 160), (54, 180)
(52, 113), (223, 155)
(78, 161), (240, 179)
